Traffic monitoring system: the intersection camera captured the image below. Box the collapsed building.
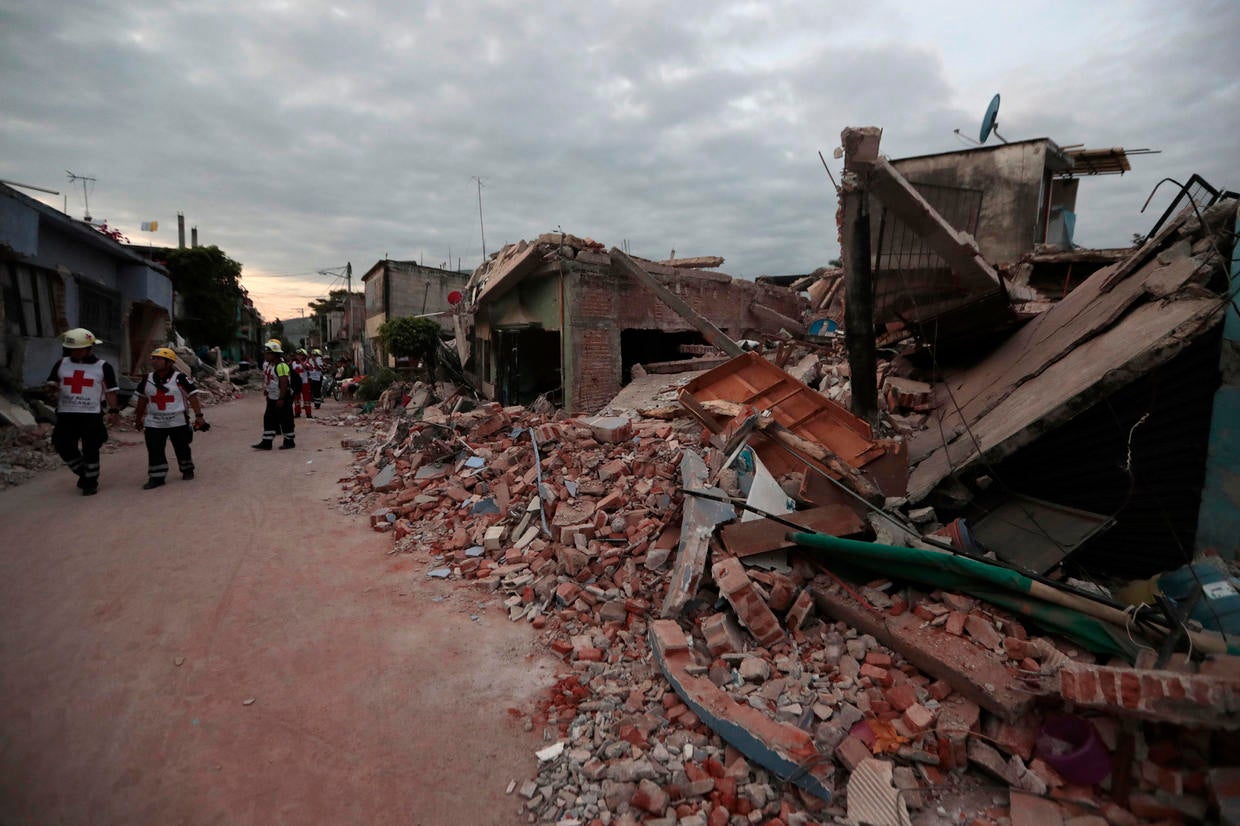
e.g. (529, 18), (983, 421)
(452, 235), (806, 411)
(329, 124), (1239, 825)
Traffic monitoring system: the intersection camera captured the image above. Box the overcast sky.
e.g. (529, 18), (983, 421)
(3, 1), (1237, 320)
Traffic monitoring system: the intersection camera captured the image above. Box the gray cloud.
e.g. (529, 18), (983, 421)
(2, 0), (1235, 319)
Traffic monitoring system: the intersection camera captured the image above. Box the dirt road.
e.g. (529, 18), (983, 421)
(0, 395), (555, 825)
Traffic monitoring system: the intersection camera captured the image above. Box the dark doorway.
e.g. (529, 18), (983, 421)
(619, 329), (707, 384)
(977, 326), (1222, 579)
(495, 326), (561, 406)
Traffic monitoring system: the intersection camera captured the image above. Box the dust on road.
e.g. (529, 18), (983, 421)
(0, 394), (555, 825)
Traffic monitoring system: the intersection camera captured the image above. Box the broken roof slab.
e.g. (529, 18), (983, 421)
(906, 201), (1237, 503)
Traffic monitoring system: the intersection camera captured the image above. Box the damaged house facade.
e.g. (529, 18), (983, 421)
(837, 127), (1240, 573)
(362, 260), (468, 366)
(0, 183), (173, 387)
(455, 234), (807, 412)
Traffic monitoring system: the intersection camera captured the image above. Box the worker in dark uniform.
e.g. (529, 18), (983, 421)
(45, 327), (120, 496)
(133, 347), (207, 488)
(253, 340), (294, 450)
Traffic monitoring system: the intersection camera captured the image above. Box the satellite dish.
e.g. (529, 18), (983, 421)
(979, 93), (1003, 144)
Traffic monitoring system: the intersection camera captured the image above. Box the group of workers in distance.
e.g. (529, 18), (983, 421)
(44, 327), (335, 496)
(251, 339), (325, 450)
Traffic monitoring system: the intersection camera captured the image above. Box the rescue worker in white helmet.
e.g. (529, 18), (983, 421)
(292, 347), (312, 418)
(309, 348), (325, 409)
(254, 340), (295, 449)
(132, 347), (206, 489)
(45, 328), (120, 495)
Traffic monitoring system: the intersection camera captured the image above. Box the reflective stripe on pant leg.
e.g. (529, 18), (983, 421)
(145, 428), (168, 478)
(80, 415), (107, 484)
(262, 399), (281, 441)
(170, 426), (194, 473)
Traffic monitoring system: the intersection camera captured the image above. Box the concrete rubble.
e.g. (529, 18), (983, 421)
(332, 300), (1240, 825)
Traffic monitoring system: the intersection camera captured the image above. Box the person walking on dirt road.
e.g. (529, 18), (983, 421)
(254, 340), (295, 450)
(309, 348), (325, 410)
(132, 347), (208, 489)
(292, 348), (313, 418)
(45, 328), (120, 496)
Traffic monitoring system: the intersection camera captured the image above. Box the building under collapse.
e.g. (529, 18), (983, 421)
(453, 234), (806, 412)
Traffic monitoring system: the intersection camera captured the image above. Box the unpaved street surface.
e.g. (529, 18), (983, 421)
(0, 395), (555, 825)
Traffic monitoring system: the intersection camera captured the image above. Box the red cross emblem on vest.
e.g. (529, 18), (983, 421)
(64, 369), (95, 394)
(151, 388), (178, 410)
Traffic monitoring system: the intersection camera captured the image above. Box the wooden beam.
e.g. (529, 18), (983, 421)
(611, 248), (744, 357)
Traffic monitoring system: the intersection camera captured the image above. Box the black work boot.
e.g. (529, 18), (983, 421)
(279, 439), (296, 450)
(252, 441), (273, 450)
(143, 478), (165, 490)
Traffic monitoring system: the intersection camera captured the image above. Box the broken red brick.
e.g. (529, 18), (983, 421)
(835, 736), (872, 771)
(885, 683), (917, 712)
(964, 614), (1003, 650)
(902, 703), (935, 733)
(859, 663), (893, 687)
(785, 588), (814, 633)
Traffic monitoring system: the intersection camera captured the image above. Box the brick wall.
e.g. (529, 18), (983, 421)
(562, 254), (806, 412)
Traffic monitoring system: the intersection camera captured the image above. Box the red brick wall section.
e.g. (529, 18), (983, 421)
(1059, 663), (1240, 728)
(573, 327), (620, 413)
(562, 256), (807, 412)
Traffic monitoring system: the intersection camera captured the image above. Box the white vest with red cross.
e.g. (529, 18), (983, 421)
(55, 357), (107, 413)
(141, 371), (189, 428)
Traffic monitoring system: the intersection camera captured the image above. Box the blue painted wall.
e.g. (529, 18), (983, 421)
(1196, 208), (1240, 559)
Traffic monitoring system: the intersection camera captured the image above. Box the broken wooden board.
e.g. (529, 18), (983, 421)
(659, 450), (735, 618)
(649, 620), (833, 802)
(811, 585), (1034, 721)
(722, 504), (865, 558)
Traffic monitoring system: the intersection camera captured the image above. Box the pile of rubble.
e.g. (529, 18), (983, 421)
(0, 424), (61, 489)
(334, 364), (1240, 826)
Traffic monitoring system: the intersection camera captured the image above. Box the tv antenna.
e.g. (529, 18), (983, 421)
(978, 93), (1007, 144)
(471, 176), (488, 261)
(66, 170), (97, 221)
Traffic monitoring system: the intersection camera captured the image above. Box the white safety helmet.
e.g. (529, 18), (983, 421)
(264, 340), (284, 354)
(62, 328), (102, 348)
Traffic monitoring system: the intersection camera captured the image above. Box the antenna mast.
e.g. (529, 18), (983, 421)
(471, 176), (487, 261)
(65, 170), (97, 222)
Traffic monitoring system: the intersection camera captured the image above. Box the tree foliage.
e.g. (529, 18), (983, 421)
(307, 289), (351, 316)
(379, 316), (441, 373)
(165, 245), (244, 346)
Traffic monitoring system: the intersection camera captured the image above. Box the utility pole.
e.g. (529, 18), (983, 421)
(839, 127), (882, 425)
(472, 176), (487, 261)
(345, 261), (352, 341)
